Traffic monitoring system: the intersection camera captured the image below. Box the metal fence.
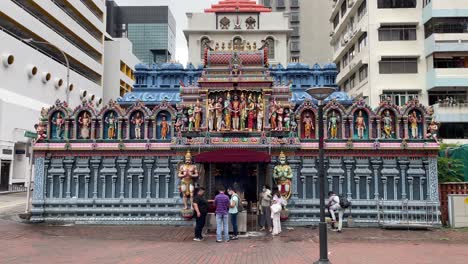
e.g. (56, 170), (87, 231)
(377, 199), (440, 229)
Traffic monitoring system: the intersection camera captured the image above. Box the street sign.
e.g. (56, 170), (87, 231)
(24, 130), (37, 139)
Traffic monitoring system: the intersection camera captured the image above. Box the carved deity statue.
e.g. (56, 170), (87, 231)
(355, 110), (367, 139)
(276, 103), (284, 131)
(269, 102), (277, 131)
(224, 92), (232, 130)
(247, 94), (256, 131)
(228, 41), (232, 51)
(132, 112), (143, 139)
(105, 112), (117, 139)
(178, 150), (199, 209)
(284, 108), (291, 131)
(79, 112), (91, 139)
(240, 93), (247, 131)
(256, 95), (264, 131)
(207, 99), (215, 132)
(194, 100), (202, 131)
(215, 97), (223, 132)
(328, 111), (340, 139)
(187, 105), (194, 132)
(303, 113), (314, 139)
(231, 94), (241, 131)
(253, 42), (257, 50)
(426, 118), (440, 143)
(215, 42), (220, 51)
(246, 42), (252, 51)
(52, 112), (65, 139)
(273, 151), (293, 200)
(35, 122), (47, 142)
(175, 105), (185, 132)
(381, 110), (393, 139)
(160, 115), (169, 140)
(408, 110), (421, 139)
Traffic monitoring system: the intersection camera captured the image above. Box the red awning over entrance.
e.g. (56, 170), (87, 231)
(194, 149), (271, 163)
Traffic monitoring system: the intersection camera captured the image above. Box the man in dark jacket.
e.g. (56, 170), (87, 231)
(193, 187), (208, 241)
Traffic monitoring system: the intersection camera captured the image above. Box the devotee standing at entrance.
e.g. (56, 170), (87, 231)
(193, 187), (208, 242)
(327, 191), (344, 233)
(214, 187), (230, 242)
(259, 185), (272, 232)
(228, 187), (240, 240)
(270, 198), (282, 236)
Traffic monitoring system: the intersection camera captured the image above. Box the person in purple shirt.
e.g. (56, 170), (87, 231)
(214, 186), (230, 242)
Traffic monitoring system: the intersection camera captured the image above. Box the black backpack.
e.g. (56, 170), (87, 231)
(339, 194), (351, 209)
(233, 194), (244, 213)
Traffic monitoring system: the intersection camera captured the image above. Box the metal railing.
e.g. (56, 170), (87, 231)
(377, 199), (440, 228)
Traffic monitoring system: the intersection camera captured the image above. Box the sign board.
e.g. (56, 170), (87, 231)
(465, 197), (468, 204)
(24, 130), (37, 139)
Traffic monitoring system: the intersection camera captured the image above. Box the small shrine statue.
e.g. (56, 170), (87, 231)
(79, 112), (91, 139)
(426, 118), (440, 143)
(256, 95), (264, 131)
(132, 112), (144, 139)
(253, 42), (257, 50)
(52, 112), (65, 139)
(224, 92), (232, 130)
(228, 41), (232, 51)
(269, 102), (277, 131)
(215, 97), (224, 132)
(381, 110), (393, 139)
(408, 110), (421, 139)
(240, 93), (247, 131)
(276, 104), (284, 131)
(284, 108), (291, 131)
(355, 110), (367, 139)
(175, 105), (185, 132)
(187, 105), (194, 132)
(35, 122), (47, 142)
(328, 111), (340, 139)
(231, 94), (241, 131)
(160, 115), (169, 140)
(247, 94), (256, 132)
(289, 120), (298, 138)
(178, 150), (199, 209)
(105, 112), (117, 139)
(273, 151), (293, 200)
(221, 42), (226, 51)
(194, 100), (202, 132)
(246, 42), (252, 51)
(207, 99), (215, 132)
(303, 113), (314, 139)
(215, 42), (220, 51)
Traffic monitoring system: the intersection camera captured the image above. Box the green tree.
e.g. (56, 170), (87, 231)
(438, 157), (464, 183)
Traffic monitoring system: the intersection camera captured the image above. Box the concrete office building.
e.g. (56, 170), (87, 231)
(106, 0), (176, 64)
(0, 0), (106, 191)
(260, 0), (333, 64)
(330, 0), (468, 142)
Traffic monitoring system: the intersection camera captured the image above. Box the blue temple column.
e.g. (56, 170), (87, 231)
(425, 157), (439, 201)
(371, 158), (382, 200)
(171, 157), (183, 200)
(398, 159), (410, 200)
(289, 157), (301, 200)
(344, 158), (355, 200)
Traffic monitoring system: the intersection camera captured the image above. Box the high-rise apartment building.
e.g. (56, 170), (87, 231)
(330, 0), (468, 142)
(260, 0), (332, 65)
(0, 0), (106, 190)
(106, 1), (176, 64)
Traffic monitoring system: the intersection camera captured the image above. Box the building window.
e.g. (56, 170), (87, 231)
(276, 0), (285, 9)
(200, 37), (210, 59)
(350, 74), (356, 88)
(349, 45), (355, 61)
(333, 14), (340, 29)
(263, 0), (271, 7)
(381, 91), (419, 106)
(336, 62), (341, 74)
(439, 123), (468, 139)
(428, 90), (467, 105)
(378, 25), (417, 41)
(379, 57), (418, 74)
(358, 33), (367, 52)
(377, 0), (416, 8)
(359, 65), (368, 81)
(425, 17), (468, 38)
(266, 37), (275, 59)
(344, 79), (350, 91)
(291, 0), (299, 8)
(342, 52), (349, 67)
(423, 0), (431, 7)
(291, 41), (300, 52)
(291, 26), (300, 37)
(358, 0), (367, 21)
(291, 12), (300, 23)
(434, 56), (468, 68)
(341, 1), (347, 18)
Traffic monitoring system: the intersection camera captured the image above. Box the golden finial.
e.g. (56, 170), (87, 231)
(185, 150), (192, 160)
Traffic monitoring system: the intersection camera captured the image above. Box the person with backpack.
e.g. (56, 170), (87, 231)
(228, 187), (241, 240)
(327, 191), (345, 233)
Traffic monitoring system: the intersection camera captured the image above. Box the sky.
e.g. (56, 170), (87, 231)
(114, 0), (220, 65)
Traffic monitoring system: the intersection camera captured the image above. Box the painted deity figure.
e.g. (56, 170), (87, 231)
(240, 93), (247, 131)
(355, 110), (367, 139)
(207, 99), (215, 132)
(303, 113), (314, 139)
(284, 108), (291, 131)
(52, 112), (65, 139)
(426, 119), (440, 143)
(160, 115), (169, 140)
(79, 112), (91, 139)
(276, 104), (284, 131)
(224, 92), (232, 130)
(215, 97), (224, 132)
(132, 112), (144, 139)
(187, 105), (194, 132)
(175, 105), (186, 132)
(178, 150), (199, 209)
(273, 151), (293, 200)
(256, 95), (264, 131)
(231, 95), (241, 131)
(328, 111), (340, 139)
(381, 110), (393, 139)
(105, 112), (117, 139)
(35, 123), (47, 142)
(269, 102), (277, 131)
(194, 100), (202, 132)
(289, 120), (298, 138)
(408, 110), (421, 139)
(247, 94), (256, 131)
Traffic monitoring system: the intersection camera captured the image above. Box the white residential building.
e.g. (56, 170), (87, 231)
(0, 0), (107, 190)
(330, 0), (468, 143)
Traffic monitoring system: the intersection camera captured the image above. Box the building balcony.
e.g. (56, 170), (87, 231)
(332, 14), (368, 62)
(336, 47), (369, 84)
(425, 33), (468, 56)
(427, 68), (468, 90)
(423, 0), (468, 23)
(330, 0), (366, 43)
(433, 103), (468, 123)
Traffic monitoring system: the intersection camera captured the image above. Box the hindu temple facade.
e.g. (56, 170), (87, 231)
(30, 0), (440, 227)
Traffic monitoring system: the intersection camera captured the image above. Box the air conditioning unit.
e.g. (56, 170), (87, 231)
(329, 31), (334, 37)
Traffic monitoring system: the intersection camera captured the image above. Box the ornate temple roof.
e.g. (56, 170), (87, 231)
(205, 0), (272, 13)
